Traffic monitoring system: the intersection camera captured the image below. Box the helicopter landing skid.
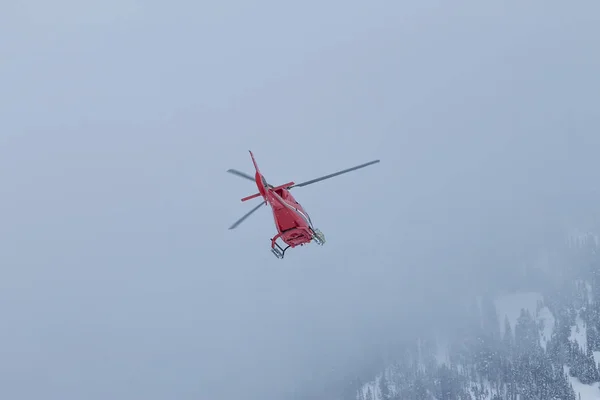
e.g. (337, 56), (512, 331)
(271, 241), (290, 259)
(311, 228), (326, 246)
(270, 228), (326, 259)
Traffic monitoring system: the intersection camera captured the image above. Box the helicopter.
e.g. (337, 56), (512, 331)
(227, 151), (380, 259)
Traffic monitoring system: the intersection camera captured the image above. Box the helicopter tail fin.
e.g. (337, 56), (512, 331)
(249, 150), (261, 176)
(238, 150), (269, 201)
(249, 150), (270, 190)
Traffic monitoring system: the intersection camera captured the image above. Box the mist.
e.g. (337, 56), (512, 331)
(1, 1), (599, 399)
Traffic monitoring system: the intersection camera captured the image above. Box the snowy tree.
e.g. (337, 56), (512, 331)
(502, 316), (514, 356)
(514, 309), (541, 356)
(378, 375), (390, 400)
(340, 232), (600, 400)
(481, 295), (500, 339)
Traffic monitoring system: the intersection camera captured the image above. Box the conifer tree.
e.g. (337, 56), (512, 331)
(378, 375), (390, 400)
(502, 316), (514, 357)
(414, 375), (428, 400)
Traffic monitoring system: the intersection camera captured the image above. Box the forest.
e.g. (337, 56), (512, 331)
(352, 234), (600, 400)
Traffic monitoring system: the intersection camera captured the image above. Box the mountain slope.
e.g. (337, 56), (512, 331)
(355, 232), (600, 400)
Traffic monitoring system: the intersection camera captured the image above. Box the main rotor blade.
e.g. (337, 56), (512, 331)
(228, 200), (266, 229)
(227, 169), (272, 187)
(290, 159), (380, 188)
(227, 169), (255, 182)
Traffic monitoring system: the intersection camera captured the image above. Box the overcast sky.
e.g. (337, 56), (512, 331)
(1, 1), (599, 399)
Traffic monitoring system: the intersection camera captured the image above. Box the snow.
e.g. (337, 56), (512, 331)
(565, 366), (600, 400)
(494, 292), (600, 399)
(357, 289), (599, 400)
(537, 305), (556, 350)
(494, 291), (543, 336)
(494, 292), (600, 400)
(358, 374), (385, 400)
(493, 291), (555, 349)
(570, 313), (588, 352)
(466, 380), (491, 400)
(587, 282), (595, 304)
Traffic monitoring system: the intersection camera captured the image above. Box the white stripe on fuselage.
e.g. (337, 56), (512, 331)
(271, 190), (314, 230)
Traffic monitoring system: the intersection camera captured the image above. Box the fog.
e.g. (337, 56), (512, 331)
(1, 1), (599, 399)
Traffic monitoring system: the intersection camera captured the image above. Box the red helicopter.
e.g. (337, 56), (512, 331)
(227, 151), (380, 258)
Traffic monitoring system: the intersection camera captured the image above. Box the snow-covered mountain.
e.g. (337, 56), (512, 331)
(355, 231), (600, 400)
